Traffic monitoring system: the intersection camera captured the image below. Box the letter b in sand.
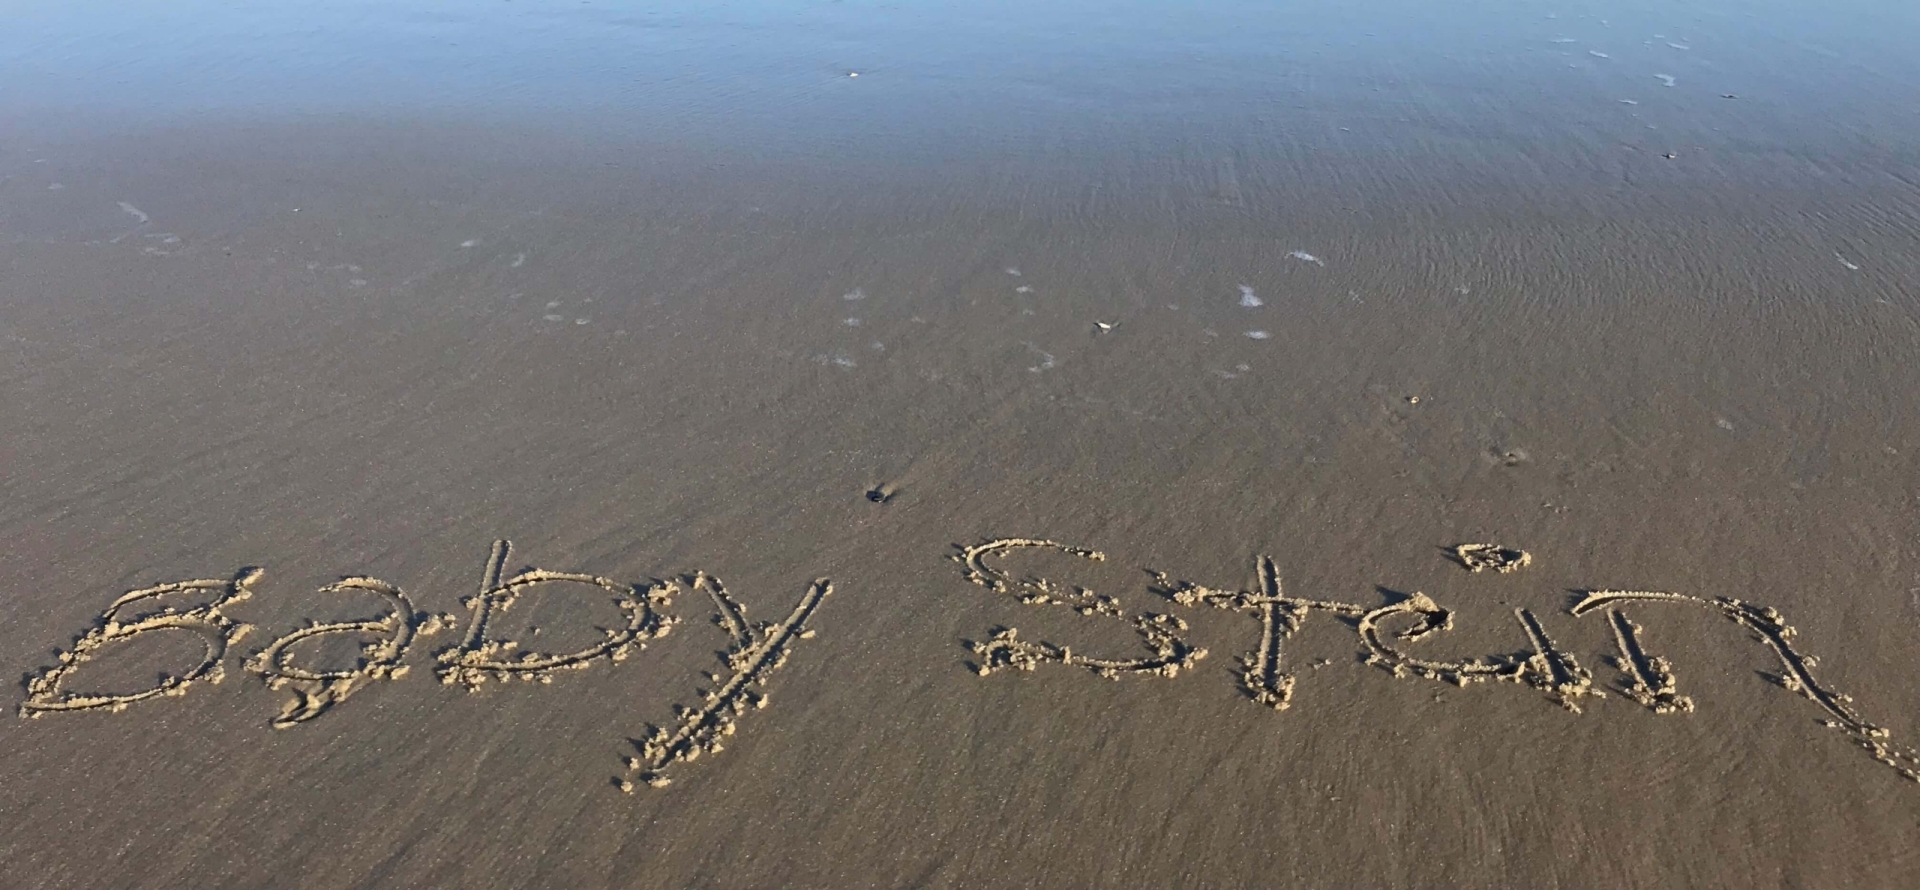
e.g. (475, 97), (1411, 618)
(435, 540), (678, 690)
(20, 568), (261, 717)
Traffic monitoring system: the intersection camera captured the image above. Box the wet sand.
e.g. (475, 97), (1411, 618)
(4, 2), (1920, 887)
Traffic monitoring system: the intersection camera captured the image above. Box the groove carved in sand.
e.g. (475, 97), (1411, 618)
(1450, 543), (1531, 573)
(436, 541), (677, 690)
(20, 568), (261, 717)
(956, 539), (1206, 680)
(1157, 555), (1602, 712)
(1574, 590), (1920, 781)
(1157, 555), (1363, 709)
(1355, 593), (1601, 711)
(623, 573), (832, 791)
(972, 541), (1920, 783)
(244, 577), (452, 727)
(1601, 608), (1693, 715)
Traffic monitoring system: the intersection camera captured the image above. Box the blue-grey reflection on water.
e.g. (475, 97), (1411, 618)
(2, 1), (1917, 169)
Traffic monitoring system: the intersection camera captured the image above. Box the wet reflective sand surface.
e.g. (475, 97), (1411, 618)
(4, 2), (1920, 887)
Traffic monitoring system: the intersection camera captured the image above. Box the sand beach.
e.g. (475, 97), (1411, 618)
(3, 1), (1920, 886)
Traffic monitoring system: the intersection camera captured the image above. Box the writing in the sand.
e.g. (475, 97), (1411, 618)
(18, 537), (1920, 792)
(954, 538), (1920, 785)
(16, 541), (832, 793)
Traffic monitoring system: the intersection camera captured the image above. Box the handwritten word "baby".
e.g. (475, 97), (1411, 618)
(17, 541), (832, 792)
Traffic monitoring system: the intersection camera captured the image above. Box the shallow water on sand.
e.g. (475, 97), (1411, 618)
(4, 2), (1920, 888)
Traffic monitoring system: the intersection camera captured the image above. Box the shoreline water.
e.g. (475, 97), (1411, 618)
(5, 2), (1920, 886)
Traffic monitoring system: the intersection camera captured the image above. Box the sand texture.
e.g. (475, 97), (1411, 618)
(5, 1), (1920, 887)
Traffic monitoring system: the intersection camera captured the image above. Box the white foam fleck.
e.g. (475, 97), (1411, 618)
(1655, 73), (1677, 87)
(47, 183), (63, 190)
(574, 318), (590, 325)
(349, 279), (368, 287)
(460, 239), (479, 248)
(1836, 253), (1861, 271)
(1238, 285), (1264, 307)
(845, 317), (862, 327)
(117, 202), (150, 225)
(510, 253), (526, 268)
(1589, 50), (1611, 58)
(1667, 42), (1690, 50)
(843, 287), (866, 301)
(1620, 99), (1639, 105)
(1024, 343), (1056, 372)
(543, 314), (565, 322)
(1245, 330), (1271, 340)
(1550, 38), (1577, 44)
(1005, 267), (1021, 276)
(546, 300), (562, 309)
(1014, 285), (1033, 293)
(1288, 250), (1325, 266)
